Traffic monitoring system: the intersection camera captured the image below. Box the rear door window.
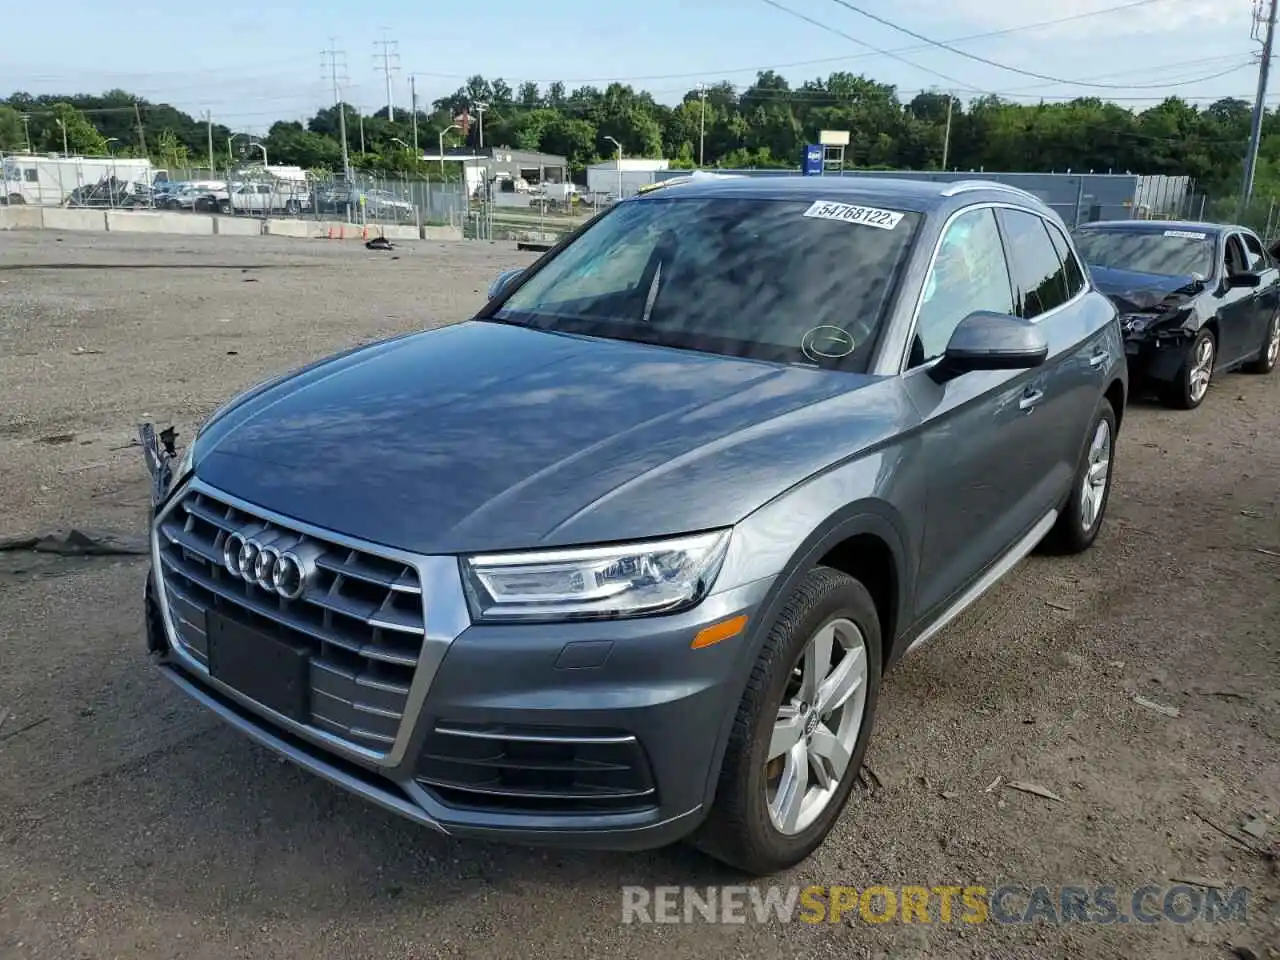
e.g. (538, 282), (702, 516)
(997, 209), (1071, 319)
(1045, 222), (1087, 298)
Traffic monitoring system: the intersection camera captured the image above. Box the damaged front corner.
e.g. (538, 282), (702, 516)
(138, 422), (176, 507)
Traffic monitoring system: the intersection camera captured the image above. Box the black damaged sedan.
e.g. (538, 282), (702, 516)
(1074, 220), (1280, 408)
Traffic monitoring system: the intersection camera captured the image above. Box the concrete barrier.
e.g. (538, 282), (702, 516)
(0, 206), (44, 230)
(423, 225), (463, 241)
(42, 207), (107, 232)
(107, 210), (214, 235)
(213, 216), (262, 236)
(378, 224), (421, 242)
(264, 218), (308, 238)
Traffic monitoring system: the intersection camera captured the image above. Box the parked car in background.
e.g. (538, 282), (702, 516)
(224, 180), (311, 216)
(141, 176), (1126, 876)
(162, 182), (228, 213)
(311, 184), (414, 221)
(1075, 220), (1279, 407)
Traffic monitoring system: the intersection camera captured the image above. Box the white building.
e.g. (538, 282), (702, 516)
(586, 158), (670, 200)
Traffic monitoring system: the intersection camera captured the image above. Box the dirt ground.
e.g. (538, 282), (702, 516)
(0, 229), (1276, 960)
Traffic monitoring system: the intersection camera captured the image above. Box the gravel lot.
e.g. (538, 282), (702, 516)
(0, 229), (1277, 960)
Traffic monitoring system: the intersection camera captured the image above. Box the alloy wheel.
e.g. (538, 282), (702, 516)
(1080, 418), (1112, 533)
(1189, 335), (1215, 403)
(1268, 316), (1280, 368)
(766, 617), (868, 836)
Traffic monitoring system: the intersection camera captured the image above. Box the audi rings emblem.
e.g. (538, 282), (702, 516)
(221, 532), (308, 600)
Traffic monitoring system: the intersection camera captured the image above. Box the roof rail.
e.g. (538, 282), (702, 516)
(939, 179), (1039, 201)
(636, 171), (748, 195)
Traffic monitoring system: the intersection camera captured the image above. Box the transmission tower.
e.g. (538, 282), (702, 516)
(322, 41), (352, 178)
(374, 31), (401, 122)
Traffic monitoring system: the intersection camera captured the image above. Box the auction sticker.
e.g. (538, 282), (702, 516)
(803, 200), (904, 230)
(1163, 229), (1207, 239)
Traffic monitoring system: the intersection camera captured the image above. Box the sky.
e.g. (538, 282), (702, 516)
(0, 0), (1268, 134)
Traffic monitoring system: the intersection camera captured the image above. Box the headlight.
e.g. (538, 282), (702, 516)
(461, 530), (732, 623)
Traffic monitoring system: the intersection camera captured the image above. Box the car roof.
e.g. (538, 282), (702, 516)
(631, 174), (1046, 215)
(1077, 219), (1236, 236)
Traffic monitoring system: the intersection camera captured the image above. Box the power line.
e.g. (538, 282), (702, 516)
(819, 0), (1236, 90)
(757, 0), (990, 92)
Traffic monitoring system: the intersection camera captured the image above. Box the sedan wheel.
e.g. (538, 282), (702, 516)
(1162, 329), (1216, 409)
(692, 566), (881, 875)
(1245, 312), (1280, 374)
(767, 618), (867, 835)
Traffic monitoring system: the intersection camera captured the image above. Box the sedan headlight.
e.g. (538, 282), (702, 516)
(461, 530), (732, 623)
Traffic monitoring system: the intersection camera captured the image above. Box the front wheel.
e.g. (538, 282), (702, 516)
(284, 199), (301, 216)
(1161, 328), (1215, 409)
(1244, 311), (1279, 374)
(691, 566), (881, 875)
(1041, 401), (1116, 555)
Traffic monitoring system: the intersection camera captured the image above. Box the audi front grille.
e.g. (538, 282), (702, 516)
(153, 484), (426, 756)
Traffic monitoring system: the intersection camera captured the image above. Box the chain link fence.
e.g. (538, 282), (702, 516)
(2, 153), (468, 229)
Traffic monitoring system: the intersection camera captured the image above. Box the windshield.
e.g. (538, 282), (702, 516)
(491, 195), (922, 369)
(1074, 228), (1215, 279)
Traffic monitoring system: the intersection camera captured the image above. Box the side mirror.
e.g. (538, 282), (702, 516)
(488, 268), (524, 300)
(1227, 270), (1262, 289)
(932, 311), (1049, 383)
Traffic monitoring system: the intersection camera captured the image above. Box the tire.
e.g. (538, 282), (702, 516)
(1244, 311), (1279, 374)
(218, 200), (231, 215)
(1160, 328), (1215, 409)
(7, 193), (25, 205)
(284, 200), (300, 216)
(1041, 401), (1117, 555)
(691, 566), (882, 875)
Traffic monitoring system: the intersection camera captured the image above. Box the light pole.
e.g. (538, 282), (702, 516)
(250, 142), (267, 166)
(226, 133), (248, 164)
(105, 138), (119, 207)
(438, 124), (459, 178)
(390, 137), (411, 173)
(473, 102), (488, 150)
(55, 118), (69, 157)
(604, 135), (622, 199)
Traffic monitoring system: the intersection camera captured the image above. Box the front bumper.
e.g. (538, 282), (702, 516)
(146, 479), (771, 850)
(1123, 331), (1192, 384)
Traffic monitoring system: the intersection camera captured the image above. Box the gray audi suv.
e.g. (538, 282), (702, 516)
(143, 175), (1126, 875)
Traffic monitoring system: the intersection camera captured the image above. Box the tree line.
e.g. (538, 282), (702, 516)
(3, 72), (1280, 201)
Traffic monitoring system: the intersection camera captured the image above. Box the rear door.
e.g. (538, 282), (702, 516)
(902, 205), (1049, 618)
(996, 208), (1104, 525)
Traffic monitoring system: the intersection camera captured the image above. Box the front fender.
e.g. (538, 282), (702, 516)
(698, 444), (923, 810)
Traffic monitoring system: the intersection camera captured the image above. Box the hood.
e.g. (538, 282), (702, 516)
(192, 320), (906, 555)
(1087, 264), (1204, 305)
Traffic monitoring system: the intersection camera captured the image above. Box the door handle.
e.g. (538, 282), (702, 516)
(1089, 351), (1109, 369)
(1019, 388), (1045, 411)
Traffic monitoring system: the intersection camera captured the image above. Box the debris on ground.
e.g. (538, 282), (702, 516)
(984, 775), (1003, 793)
(1241, 816), (1269, 840)
(0, 715), (49, 742)
(1254, 547), (1280, 559)
(366, 236), (395, 251)
(1004, 781), (1064, 803)
(1133, 694), (1181, 718)
(0, 528), (149, 556)
(1169, 876), (1226, 889)
(0, 706), (9, 734)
